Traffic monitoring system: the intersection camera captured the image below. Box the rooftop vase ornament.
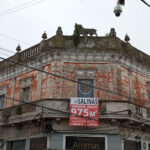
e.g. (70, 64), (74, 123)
(42, 31), (47, 40)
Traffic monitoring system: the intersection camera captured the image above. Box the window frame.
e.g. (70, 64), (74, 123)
(21, 86), (31, 102)
(19, 77), (33, 103)
(146, 81), (150, 101)
(6, 140), (25, 150)
(0, 94), (5, 109)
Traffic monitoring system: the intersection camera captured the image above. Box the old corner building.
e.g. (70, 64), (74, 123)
(0, 26), (150, 150)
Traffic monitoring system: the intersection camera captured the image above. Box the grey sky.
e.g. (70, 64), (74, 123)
(0, 0), (150, 58)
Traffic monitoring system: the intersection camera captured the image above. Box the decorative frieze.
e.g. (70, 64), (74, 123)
(75, 68), (96, 77)
(19, 77), (33, 88)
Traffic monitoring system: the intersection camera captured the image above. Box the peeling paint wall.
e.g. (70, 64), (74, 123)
(0, 60), (149, 108)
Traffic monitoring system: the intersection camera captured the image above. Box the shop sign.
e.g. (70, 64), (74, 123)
(69, 98), (99, 127)
(65, 136), (105, 150)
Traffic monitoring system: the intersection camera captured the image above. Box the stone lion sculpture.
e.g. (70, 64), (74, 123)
(76, 24), (97, 36)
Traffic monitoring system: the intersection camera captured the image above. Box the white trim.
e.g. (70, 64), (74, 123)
(122, 139), (124, 150)
(47, 135), (50, 149)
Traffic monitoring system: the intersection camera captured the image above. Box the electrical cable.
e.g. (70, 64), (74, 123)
(56, 128), (119, 134)
(0, 55), (148, 104)
(0, 47), (15, 54)
(0, 0), (48, 16)
(0, 92), (133, 122)
(0, 88), (148, 134)
(0, 56), (127, 98)
(141, 0), (150, 7)
(130, 111), (150, 124)
(0, 33), (31, 46)
(0, 51), (11, 57)
(101, 109), (129, 115)
(0, 0), (38, 15)
(0, 46), (149, 125)
(0, 48), (134, 97)
(0, 54), (147, 101)
(2, 96), (68, 115)
(1, 95), (99, 121)
(1, 92), (150, 125)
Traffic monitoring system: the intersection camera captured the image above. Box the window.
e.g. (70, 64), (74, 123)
(6, 140), (25, 150)
(135, 105), (142, 116)
(0, 95), (5, 109)
(78, 79), (93, 97)
(146, 81), (150, 100)
(124, 140), (137, 150)
(20, 77), (32, 102)
(30, 137), (47, 150)
(22, 87), (30, 102)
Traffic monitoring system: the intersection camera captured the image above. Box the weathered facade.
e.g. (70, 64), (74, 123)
(0, 26), (150, 150)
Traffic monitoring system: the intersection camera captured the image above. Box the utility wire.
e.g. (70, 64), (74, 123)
(0, 90), (134, 123)
(0, 33), (31, 46)
(0, 47), (15, 54)
(3, 96), (68, 115)
(0, 51), (11, 57)
(0, 94), (126, 121)
(0, 56), (130, 100)
(141, 0), (150, 7)
(1, 94), (148, 130)
(0, 94), (137, 122)
(0, 55), (148, 103)
(0, 50), (123, 90)
(0, 0), (48, 16)
(0, 49), (140, 90)
(0, 50), (131, 88)
(0, 0), (38, 14)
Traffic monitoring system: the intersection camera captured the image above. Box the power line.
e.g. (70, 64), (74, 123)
(0, 51), (11, 57)
(0, 0), (48, 17)
(0, 56), (129, 99)
(1, 95), (99, 121)
(1, 94), (149, 129)
(0, 94), (137, 123)
(0, 0), (38, 15)
(0, 55), (148, 103)
(3, 96), (68, 115)
(0, 47), (15, 54)
(0, 33), (31, 46)
(141, 0), (150, 7)
(0, 47), (134, 91)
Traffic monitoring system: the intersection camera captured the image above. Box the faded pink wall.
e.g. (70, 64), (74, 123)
(0, 62), (149, 108)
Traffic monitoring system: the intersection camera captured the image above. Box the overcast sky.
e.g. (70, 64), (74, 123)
(0, 0), (150, 58)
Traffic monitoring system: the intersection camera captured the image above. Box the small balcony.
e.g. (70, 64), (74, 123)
(0, 99), (69, 125)
(0, 99), (150, 126)
(100, 100), (150, 125)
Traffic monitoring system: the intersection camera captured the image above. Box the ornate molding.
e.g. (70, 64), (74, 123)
(75, 68), (96, 77)
(19, 77), (33, 88)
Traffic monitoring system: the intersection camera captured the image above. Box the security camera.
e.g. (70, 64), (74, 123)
(114, 3), (122, 17)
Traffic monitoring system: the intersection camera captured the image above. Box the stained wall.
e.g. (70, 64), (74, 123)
(0, 61), (149, 108)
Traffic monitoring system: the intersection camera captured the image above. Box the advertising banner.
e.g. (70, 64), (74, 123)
(69, 98), (99, 127)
